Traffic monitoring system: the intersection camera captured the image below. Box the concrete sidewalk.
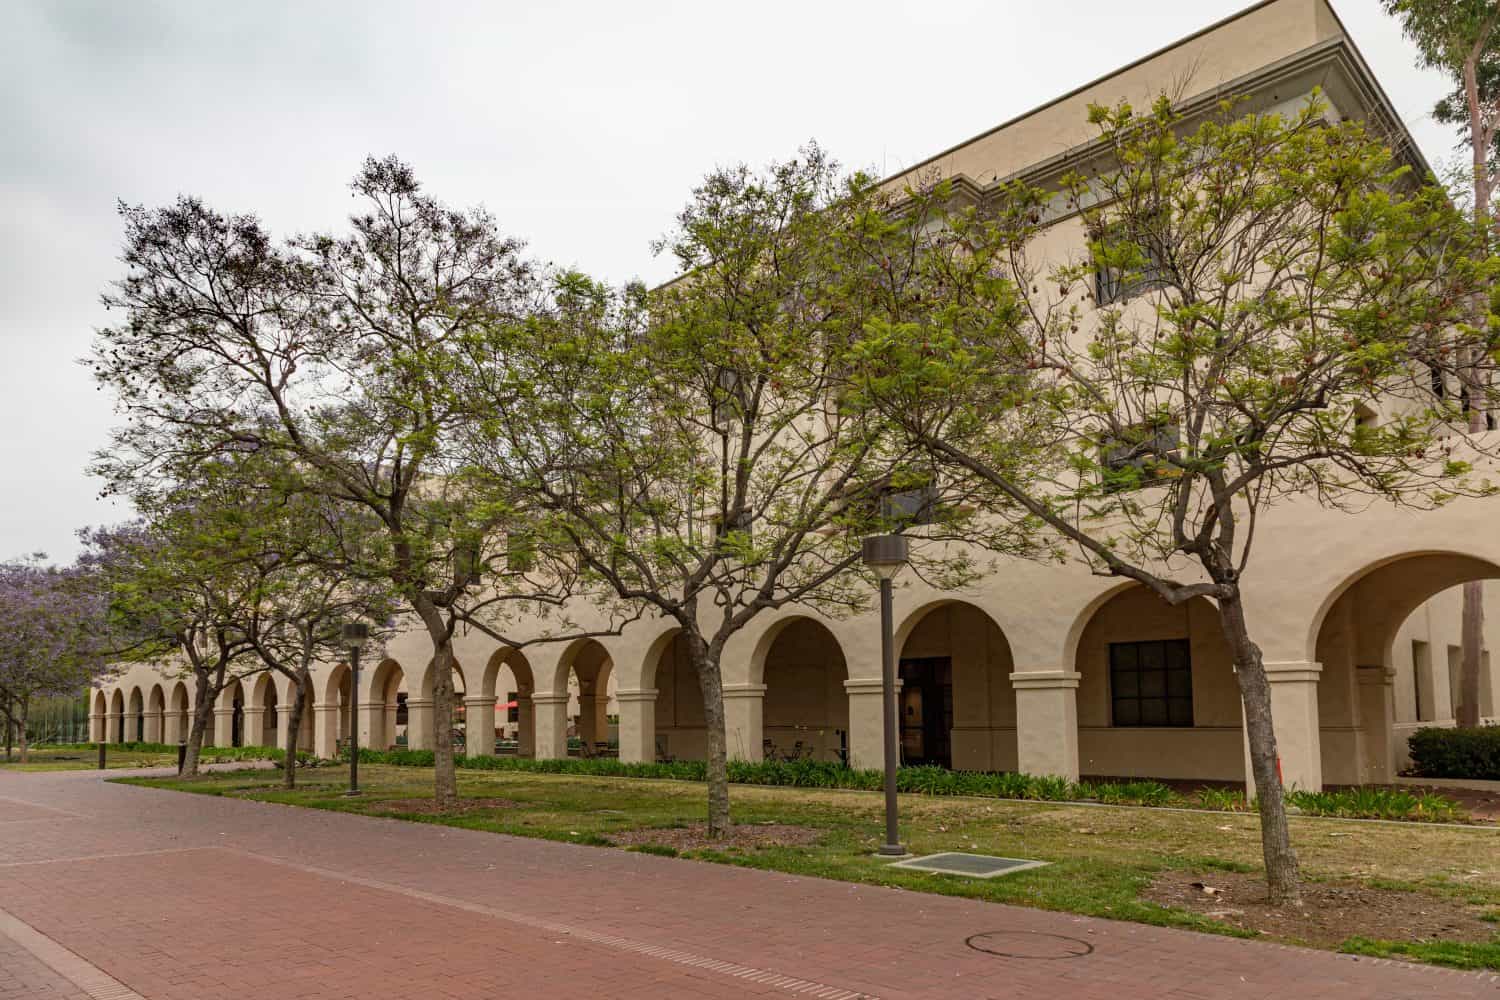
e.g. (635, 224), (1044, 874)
(0, 767), (1494, 999)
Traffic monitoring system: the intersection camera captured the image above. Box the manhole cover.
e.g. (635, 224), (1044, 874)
(885, 852), (1048, 879)
(966, 931), (1094, 960)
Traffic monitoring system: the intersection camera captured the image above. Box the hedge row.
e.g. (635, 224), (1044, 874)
(50, 741), (304, 763)
(353, 749), (1466, 821)
(1407, 726), (1500, 781)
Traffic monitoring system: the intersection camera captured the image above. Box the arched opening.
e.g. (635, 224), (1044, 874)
(650, 634), (704, 761)
(561, 641), (615, 756)
(92, 690), (107, 742)
(368, 660), (407, 749)
(323, 664), (353, 754)
(895, 601), (1016, 771)
(484, 649), (535, 756)
(1311, 552), (1500, 785)
(419, 659), (467, 752)
(250, 674), (279, 747)
(223, 678), (246, 748)
(109, 688), (124, 743)
(167, 682), (189, 744)
(760, 618), (849, 763)
(127, 687), (144, 743)
(1074, 586), (1240, 781)
(146, 685), (166, 743)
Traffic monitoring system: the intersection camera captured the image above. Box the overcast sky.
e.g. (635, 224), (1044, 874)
(0, 0), (1457, 563)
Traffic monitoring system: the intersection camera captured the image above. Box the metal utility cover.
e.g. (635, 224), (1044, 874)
(886, 852), (1048, 879)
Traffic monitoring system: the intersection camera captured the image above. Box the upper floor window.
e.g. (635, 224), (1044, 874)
(1093, 220), (1168, 306)
(1100, 421), (1180, 492)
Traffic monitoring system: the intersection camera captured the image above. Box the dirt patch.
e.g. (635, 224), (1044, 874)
(368, 797), (517, 816)
(1145, 869), (1498, 947)
(607, 822), (821, 853)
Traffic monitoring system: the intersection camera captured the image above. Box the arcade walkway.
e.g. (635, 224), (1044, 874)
(0, 767), (1492, 999)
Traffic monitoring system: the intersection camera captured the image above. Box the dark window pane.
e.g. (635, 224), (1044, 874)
(1167, 669), (1192, 697)
(1114, 699), (1140, 726)
(1113, 669), (1139, 697)
(1140, 642), (1165, 670)
(1165, 641), (1189, 671)
(1140, 669), (1167, 698)
(1140, 699), (1168, 725)
(1113, 644), (1137, 671)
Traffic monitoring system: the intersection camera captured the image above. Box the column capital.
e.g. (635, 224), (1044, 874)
(722, 683), (767, 699)
(1262, 660), (1322, 683)
(214, 706), (237, 716)
(313, 703), (340, 715)
(1010, 670), (1082, 690)
(404, 698), (434, 709)
(462, 695), (497, 708)
(531, 692), (570, 706)
(615, 688), (659, 703)
(843, 678), (897, 695)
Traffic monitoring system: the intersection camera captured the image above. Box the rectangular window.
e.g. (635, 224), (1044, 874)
(1100, 422), (1180, 492)
(1093, 221), (1168, 306)
(1110, 639), (1193, 727)
(1448, 644), (1463, 719)
(1411, 640), (1429, 722)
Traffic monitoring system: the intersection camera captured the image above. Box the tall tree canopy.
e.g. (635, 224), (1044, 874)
(851, 95), (1500, 903)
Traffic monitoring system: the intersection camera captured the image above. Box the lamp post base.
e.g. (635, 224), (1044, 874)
(876, 843), (909, 857)
(343, 789), (363, 797)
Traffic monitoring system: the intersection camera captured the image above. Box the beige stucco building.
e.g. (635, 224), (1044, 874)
(92, 0), (1500, 791)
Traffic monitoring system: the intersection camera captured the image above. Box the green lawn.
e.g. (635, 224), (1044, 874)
(120, 763), (1500, 971)
(2, 743), (280, 771)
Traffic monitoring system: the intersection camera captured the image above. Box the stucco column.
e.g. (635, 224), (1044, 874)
(515, 695), (535, 757)
(843, 678), (895, 771)
(243, 707), (266, 747)
(163, 709), (184, 745)
(107, 711), (123, 744)
(314, 703), (340, 759)
(1357, 665), (1395, 785)
(464, 696), (496, 757)
(1011, 669), (1081, 780)
(615, 689), (657, 763)
(531, 693), (570, 759)
(405, 698), (434, 750)
(213, 706), (236, 747)
(1245, 660), (1322, 793)
(88, 712), (104, 743)
(358, 700), (384, 749)
(722, 683), (766, 761)
(143, 710), (164, 744)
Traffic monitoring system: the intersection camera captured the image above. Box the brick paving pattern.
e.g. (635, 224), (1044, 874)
(0, 766), (1496, 998)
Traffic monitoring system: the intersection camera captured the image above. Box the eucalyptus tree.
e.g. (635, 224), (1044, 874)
(462, 150), (1033, 837)
(1384, 0), (1500, 727)
(0, 556), (109, 762)
(850, 97), (1499, 904)
(90, 157), (593, 805)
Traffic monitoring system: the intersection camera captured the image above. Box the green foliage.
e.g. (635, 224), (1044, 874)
(1408, 725), (1500, 780)
(349, 750), (1465, 822)
(1286, 786), (1466, 823)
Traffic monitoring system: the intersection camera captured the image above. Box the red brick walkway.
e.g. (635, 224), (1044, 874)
(0, 769), (1495, 999)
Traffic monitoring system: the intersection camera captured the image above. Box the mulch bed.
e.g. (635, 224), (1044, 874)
(1145, 869), (1498, 947)
(606, 822), (821, 852)
(367, 797), (518, 816)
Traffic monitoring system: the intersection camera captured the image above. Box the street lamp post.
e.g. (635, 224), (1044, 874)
(862, 534), (909, 857)
(342, 622), (369, 796)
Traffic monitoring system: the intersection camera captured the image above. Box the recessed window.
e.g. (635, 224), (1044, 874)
(1109, 639), (1193, 727)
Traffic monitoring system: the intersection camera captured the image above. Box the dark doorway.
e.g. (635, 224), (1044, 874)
(231, 697), (244, 747)
(899, 657), (952, 768)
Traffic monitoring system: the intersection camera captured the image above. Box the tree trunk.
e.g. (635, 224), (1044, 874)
(431, 642), (459, 808)
(17, 699), (28, 765)
(3, 694), (12, 762)
(687, 636), (731, 838)
(283, 673), (308, 790)
(183, 679), (215, 777)
(1458, 50), (1491, 731)
(1217, 591), (1301, 906)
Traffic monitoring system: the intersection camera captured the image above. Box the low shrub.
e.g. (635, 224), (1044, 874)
(1407, 726), (1500, 781)
(350, 749), (1467, 822)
